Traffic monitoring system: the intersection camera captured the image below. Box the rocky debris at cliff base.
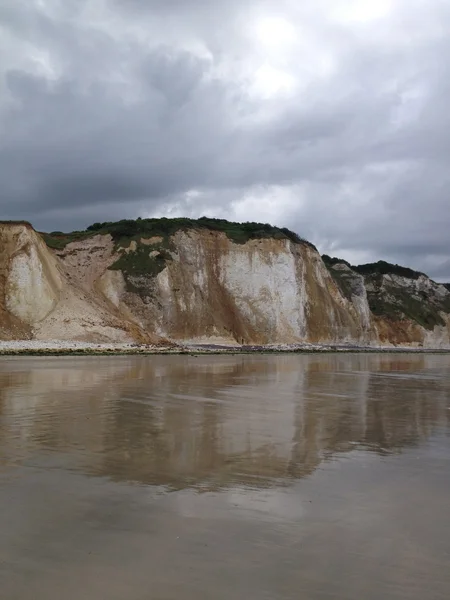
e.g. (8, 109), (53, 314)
(0, 340), (177, 355)
(184, 342), (450, 353)
(0, 340), (447, 356)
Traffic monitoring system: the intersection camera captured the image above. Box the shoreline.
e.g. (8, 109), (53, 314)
(1, 341), (450, 356)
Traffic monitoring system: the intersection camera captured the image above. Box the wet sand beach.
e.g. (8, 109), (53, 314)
(1, 353), (450, 599)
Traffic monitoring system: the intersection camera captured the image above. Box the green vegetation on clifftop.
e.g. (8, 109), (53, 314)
(41, 217), (314, 250)
(321, 255), (352, 269)
(87, 216), (313, 247)
(322, 256), (426, 280)
(40, 230), (92, 249)
(353, 260), (425, 280)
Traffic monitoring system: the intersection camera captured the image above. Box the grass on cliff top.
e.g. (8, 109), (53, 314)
(322, 254), (352, 269)
(40, 230), (93, 250)
(353, 260), (426, 280)
(0, 220), (34, 227)
(322, 255), (426, 280)
(41, 217), (315, 250)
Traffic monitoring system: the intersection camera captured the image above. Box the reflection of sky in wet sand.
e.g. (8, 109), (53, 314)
(1, 354), (450, 599)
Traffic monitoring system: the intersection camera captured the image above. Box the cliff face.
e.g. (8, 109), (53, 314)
(98, 229), (365, 345)
(0, 223), (154, 343)
(1, 220), (449, 347)
(325, 258), (450, 348)
(0, 223), (58, 340)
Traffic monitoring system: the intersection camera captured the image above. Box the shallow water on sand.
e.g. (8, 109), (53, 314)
(1, 354), (450, 599)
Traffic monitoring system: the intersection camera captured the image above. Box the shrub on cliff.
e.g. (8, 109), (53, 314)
(43, 217), (315, 249)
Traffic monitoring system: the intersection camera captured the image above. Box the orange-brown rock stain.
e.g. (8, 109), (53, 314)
(158, 231), (263, 343)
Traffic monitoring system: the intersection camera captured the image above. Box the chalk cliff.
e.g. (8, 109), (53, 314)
(1, 219), (449, 347)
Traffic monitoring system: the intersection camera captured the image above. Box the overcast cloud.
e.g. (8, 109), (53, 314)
(1, 0), (450, 279)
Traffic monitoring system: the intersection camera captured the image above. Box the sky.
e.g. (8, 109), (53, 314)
(1, 0), (450, 280)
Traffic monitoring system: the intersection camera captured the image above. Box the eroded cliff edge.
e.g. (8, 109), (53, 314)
(1, 219), (449, 347)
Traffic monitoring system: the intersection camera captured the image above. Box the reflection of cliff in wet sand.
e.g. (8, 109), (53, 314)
(2, 354), (449, 489)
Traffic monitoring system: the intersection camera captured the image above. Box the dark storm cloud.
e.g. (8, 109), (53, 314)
(1, 0), (450, 279)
